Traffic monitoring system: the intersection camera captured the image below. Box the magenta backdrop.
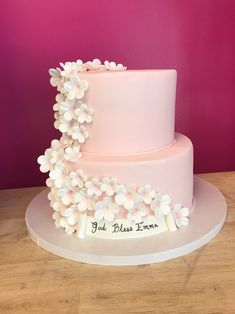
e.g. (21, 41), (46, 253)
(1, 0), (235, 189)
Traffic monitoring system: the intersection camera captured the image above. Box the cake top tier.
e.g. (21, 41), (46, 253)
(50, 59), (177, 155)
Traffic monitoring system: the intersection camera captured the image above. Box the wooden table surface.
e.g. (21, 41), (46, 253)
(0, 172), (235, 314)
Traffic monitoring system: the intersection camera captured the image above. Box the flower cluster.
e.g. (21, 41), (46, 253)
(49, 58), (126, 95)
(50, 59), (126, 142)
(40, 151), (190, 235)
(38, 58), (190, 239)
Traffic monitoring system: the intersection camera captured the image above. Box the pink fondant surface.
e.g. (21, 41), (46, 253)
(81, 70), (176, 155)
(70, 133), (194, 209)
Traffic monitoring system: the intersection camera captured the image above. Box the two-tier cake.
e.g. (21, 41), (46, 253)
(26, 58), (226, 265)
(37, 59), (193, 239)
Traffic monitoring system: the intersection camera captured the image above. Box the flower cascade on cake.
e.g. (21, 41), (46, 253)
(38, 59), (189, 239)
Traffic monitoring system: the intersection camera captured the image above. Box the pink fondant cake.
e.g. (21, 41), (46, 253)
(38, 59), (193, 239)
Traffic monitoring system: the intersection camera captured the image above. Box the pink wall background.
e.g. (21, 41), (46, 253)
(1, 0), (235, 189)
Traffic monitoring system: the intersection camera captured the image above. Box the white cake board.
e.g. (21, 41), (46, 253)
(25, 176), (227, 266)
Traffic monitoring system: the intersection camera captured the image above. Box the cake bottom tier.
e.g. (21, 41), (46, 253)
(71, 133), (194, 209)
(52, 133), (194, 239)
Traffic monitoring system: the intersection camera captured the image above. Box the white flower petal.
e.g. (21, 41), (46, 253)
(94, 201), (104, 211)
(144, 196), (152, 205)
(63, 207), (74, 217)
(67, 214), (78, 226)
(52, 212), (60, 220)
(114, 193), (125, 206)
(78, 201), (87, 212)
(138, 186), (144, 194)
(94, 210), (104, 221)
(180, 217), (189, 226)
(87, 188), (94, 197)
(123, 199), (134, 210)
(161, 194), (171, 204)
(103, 197), (112, 206)
(60, 218), (68, 228)
(106, 188), (114, 197)
(62, 195), (72, 206)
(104, 211), (114, 222)
(64, 111), (74, 121)
(174, 203), (182, 211)
(180, 207), (189, 217)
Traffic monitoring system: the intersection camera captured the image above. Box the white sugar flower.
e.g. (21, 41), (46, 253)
(52, 211), (76, 234)
(73, 190), (96, 212)
(85, 58), (105, 71)
(151, 193), (171, 215)
(49, 68), (64, 92)
(46, 178), (54, 188)
(37, 149), (53, 173)
(64, 145), (82, 162)
(48, 186), (59, 202)
(60, 205), (81, 226)
(54, 111), (61, 130)
(104, 60), (127, 71)
(94, 197), (119, 222)
(68, 169), (87, 188)
(60, 61), (80, 78)
(59, 98), (80, 121)
(55, 114), (71, 133)
(59, 134), (74, 147)
(63, 121), (88, 144)
(75, 59), (86, 71)
(50, 138), (63, 150)
(50, 200), (66, 212)
(127, 202), (148, 223)
(63, 75), (88, 100)
(55, 115), (76, 136)
(55, 116), (88, 143)
(138, 184), (156, 205)
(85, 178), (102, 197)
(49, 140), (65, 163)
(172, 204), (190, 227)
(69, 124), (88, 142)
(100, 177), (119, 196)
(53, 93), (66, 112)
(52, 211), (63, 227)
(49, 163), (68, 188)
(53, 211), (63, 227)
(57, 185), (77, 206)
(49, 149), (64, 165)
(114, 184), (142, 210)
(75, 103), (93, 124)
(38, 140), (64, 173)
